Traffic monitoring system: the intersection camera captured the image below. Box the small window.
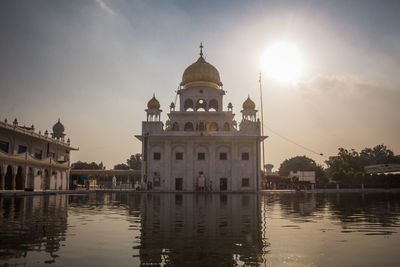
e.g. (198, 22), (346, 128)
(34, 149), (42, 160)
(242, 178), (250, 187)
(0, 140), (9, 153)
(153, 152), (161, 160)
(176, 152), (183, 160)
(241, 152), (249, 160)
(198, 152), (205, 160)
(219, 152), (227, 160)
(18, 145), (27, 153)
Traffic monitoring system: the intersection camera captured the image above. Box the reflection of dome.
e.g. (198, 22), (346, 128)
(242, 96), (255, 110)
(147, 94), (160, 110)
(52, 119), (65, 134)
(181, 45), (221, 89)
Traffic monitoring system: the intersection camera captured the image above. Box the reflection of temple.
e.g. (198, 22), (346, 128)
(138, 194), (263, 266)
(0, 195), (68, 263)
(136, 45), (267, 192)
(0, 119), (78, 191)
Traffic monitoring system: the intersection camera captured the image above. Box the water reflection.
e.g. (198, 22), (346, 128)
(0, 195), (68, 263)
(0, 192), (399, 266)
(139, 194), (264, 266)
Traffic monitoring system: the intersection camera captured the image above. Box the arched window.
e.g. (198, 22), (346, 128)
(172, 122), (180, 131)
(196, 99), (207, 111)
(184, 122), (194, 131)
(209, 99), (218, 111)
(184, 99), (194, 111)
(196, 121), (205, 131)
(223, 122), (230, 131)
(207, 122), (218, 133)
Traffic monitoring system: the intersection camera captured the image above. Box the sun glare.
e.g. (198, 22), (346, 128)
(261, 42), (304, 84)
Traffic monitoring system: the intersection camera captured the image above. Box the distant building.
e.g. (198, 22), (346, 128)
(0, 118), (78, 191)
(136, 45), (267, 192)
(289, 171), (316, 183)
(364, 164), (400, 174)
(265, 164), (274, 175)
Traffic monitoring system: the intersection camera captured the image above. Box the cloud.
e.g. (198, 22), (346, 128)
(96, 0), (115, 16)
(299, 75), (384, 95)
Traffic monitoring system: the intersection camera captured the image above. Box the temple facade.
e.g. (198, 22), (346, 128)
(0, 118), (78, 191)
(136, 45), (266, 192)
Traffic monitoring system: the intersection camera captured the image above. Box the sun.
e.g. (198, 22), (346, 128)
(260, 42), (304, 84)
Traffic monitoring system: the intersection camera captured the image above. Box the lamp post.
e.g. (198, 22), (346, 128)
(259, 72), (266, 188)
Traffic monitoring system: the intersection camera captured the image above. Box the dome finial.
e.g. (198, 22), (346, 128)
(200, 42), (203, 57)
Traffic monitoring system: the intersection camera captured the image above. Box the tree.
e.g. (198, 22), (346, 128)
(127, 153), (141, 170)
(71, 161), (101, 169)
(279, 156), (317, 176)
(359, 144), (399, 165)
(114, 163), (130, 170)
(326, 144), (400, 175)
(279, 156), (328, 185)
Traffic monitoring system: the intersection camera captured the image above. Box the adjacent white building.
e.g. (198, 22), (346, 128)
(136, 45), (266, 192)
(0, 118), (78, 191)
(289, 171), (316, 184)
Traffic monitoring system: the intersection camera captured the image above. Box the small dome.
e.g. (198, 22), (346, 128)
(242, 96), (256, 110)
(52, 119), (65, 134)
(147, 94), (160, 110)
(181, 45), (221, 89)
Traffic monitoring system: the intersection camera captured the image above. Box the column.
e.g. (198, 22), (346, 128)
(209, 140), (216, 191)
(66, 170), (70, 190)
(164, 140), (171, 191)
(231, 139), (239, 192)
(186, 141), (194, 191)
(252, 139), (258, 192)
(12, 165), (17, 190)
(23, 166), (29, 189)
(54, 170), (58, 190)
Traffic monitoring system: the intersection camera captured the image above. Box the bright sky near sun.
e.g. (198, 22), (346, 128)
(1, 0), (399, 170)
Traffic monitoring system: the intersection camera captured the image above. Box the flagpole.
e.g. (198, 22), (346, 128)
(259, 72), (266, 184)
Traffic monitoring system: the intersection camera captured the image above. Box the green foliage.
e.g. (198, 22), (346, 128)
(71, 161), (102, 170)
(326, 144), (400, 176)
(278, 155), (328, 185)
(127, 153), (141, 170)
(114, 163), (130, 170)
(279, 156), (316, 176)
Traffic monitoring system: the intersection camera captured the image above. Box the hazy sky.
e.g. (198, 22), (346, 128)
(1, 0), (399, 170)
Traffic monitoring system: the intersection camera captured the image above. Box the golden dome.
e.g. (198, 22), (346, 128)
(181, 45), (221, 89)
(147, 94), (160, 110)
(242, 96), (256, 110)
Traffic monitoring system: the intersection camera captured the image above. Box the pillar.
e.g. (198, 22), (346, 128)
(231, 140), (239, 192)
(54, 170), (58, 190)
(12, 165), (17, 190)
(209, 140), (216, 191)
(163, 140), (171, 191)
(186, 141), (194, 191)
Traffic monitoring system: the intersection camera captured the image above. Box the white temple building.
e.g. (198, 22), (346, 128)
(0, 118), (78, 191)
(136, 45), (266, 192)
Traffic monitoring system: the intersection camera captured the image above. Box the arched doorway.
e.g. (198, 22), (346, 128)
(209, 99), (218, 111)
(5, 165), (13, 190)
(207, 122), (218, 133)
(184, 99), (194, 111)
(196, 99), (207, 111)
(44, 169), (50, 190)
(184, 122), (194, 131)
(15, 166), (24, 190)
